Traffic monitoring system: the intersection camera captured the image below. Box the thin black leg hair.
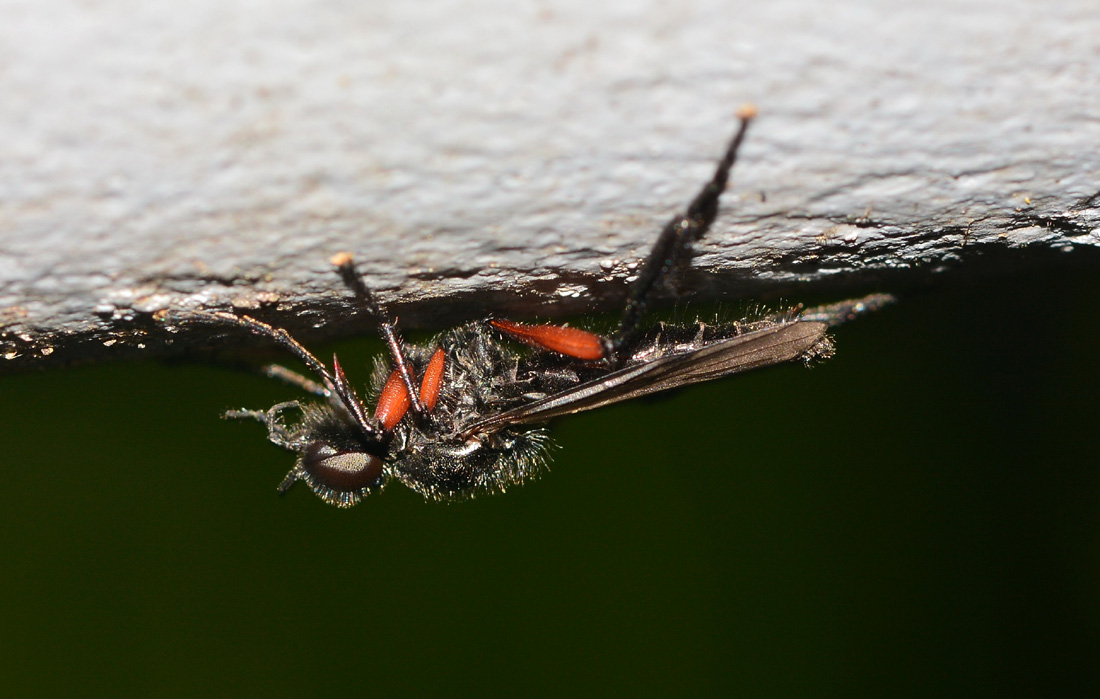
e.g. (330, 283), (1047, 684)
(611, 105), (757, 356)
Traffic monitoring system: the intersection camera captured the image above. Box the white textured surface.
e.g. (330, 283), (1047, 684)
(1, 0), (1099, 368)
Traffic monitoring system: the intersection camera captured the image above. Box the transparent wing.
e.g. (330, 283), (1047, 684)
(462, 320), (827, 437)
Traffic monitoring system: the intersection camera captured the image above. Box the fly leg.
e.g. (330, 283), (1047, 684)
(486, 107), (757, 368)
(330, 252), (429, 419)
(609, 105), (756, 358)
(173, 309), (383, 440)
(261, 364), (330, 396)
(224, 401), (304, 450)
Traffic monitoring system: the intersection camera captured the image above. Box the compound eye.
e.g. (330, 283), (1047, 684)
(301, 442), (385, 492)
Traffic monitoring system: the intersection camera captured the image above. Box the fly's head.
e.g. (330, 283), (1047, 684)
(257, 401), (392, 509)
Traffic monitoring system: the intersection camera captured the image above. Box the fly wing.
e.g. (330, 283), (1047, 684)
(462, 320), (827, 437)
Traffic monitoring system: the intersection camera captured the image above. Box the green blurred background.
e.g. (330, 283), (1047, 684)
(2, 253), (1098, 696)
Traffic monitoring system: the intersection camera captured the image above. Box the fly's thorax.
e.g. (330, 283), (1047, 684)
(353, 321), (559, 501)
(422, 323), (529, 423)
(362, 321), (531, 449)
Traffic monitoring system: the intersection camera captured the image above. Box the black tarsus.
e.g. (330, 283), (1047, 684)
(332, 254), (427, 418)
(610, 106), (756, 357)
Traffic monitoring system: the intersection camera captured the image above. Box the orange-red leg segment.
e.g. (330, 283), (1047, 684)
(374, 348), (446, 431)
(489, 319), (607, 361)
(420, 348), (446, 411)
(374, 368), (412, 432)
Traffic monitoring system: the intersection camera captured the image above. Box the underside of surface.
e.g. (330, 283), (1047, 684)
(1, 0), (1097, 373)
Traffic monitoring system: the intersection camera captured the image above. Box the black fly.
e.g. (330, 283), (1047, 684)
(177, 106), (890, 506)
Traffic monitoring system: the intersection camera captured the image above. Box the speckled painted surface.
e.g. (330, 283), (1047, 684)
(1, 0), (1098, 371)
